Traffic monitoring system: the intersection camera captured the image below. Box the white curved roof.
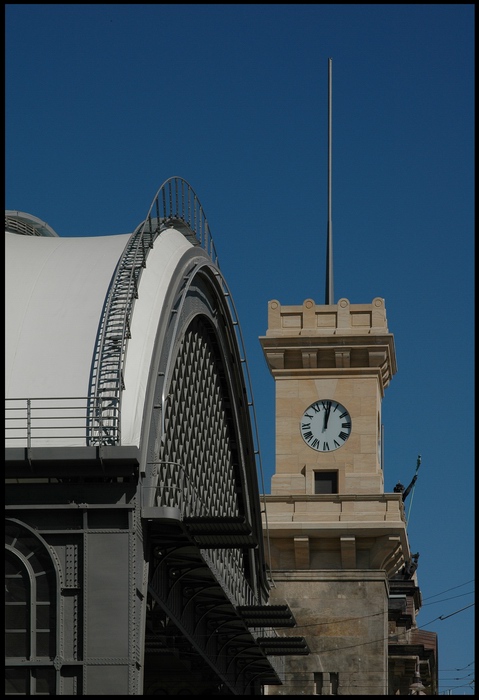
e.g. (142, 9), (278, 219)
(5, 225), (198, 447)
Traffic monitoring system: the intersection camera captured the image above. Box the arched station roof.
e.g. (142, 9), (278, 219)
(5, 178), (233, 451)
(6, 225), (197, 447)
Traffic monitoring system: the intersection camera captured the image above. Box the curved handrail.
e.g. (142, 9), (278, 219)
(5, 211), (60, 237)
(145, 176), (219, 265)
(87, 177), (219, 445)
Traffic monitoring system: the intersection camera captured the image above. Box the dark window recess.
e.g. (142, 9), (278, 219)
(314, 471), (338, 494)
(314, 671), (339, 695)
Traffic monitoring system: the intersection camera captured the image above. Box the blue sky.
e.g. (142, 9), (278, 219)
(6, 4), (474, 694)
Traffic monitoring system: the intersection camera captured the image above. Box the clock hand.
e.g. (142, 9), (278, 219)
(323, 403), (331, 430)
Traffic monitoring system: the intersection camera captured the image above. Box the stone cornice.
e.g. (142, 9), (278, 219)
(260, 297), (398, 393)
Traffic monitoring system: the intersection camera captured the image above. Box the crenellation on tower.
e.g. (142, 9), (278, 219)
(265, 297), (391, 334)
(261, 298), (397, 396)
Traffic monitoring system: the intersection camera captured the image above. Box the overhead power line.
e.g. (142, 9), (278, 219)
(423, 578), (474, 602)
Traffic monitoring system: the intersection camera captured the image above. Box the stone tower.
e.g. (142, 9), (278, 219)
(260, 296), (411, 695)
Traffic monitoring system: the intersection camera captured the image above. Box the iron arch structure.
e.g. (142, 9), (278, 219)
(5, 179), (307, 695)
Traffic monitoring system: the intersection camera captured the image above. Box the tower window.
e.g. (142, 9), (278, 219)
(314, 471), (338, 494)
(314, 671), (339, 694)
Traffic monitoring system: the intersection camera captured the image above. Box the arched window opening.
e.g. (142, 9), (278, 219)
(5, 521), (58, 695)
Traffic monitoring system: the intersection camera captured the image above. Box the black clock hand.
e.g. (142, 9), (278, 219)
(323, 403), (331, 430)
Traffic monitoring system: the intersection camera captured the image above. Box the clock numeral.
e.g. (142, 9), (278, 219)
(321, 400), (331, 411)
(342, 422), (351, 429)
(339, 411), (349, 419)
(334, 439), (340, 448)
(338, 431), (349, 441)
(323, 442), (330, 451)
(312, 403), (321, 413)
(302, 422), (311, 431)
(302, 429), (321, 450)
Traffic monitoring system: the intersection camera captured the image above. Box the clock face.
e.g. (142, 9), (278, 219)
(300, 399), (352, 452)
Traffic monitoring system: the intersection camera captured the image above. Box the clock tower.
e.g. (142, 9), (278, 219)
(262, 295), (396, 498)
(259, 298), (412, 695)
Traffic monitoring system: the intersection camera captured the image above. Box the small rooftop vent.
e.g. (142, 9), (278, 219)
(5, 210), (59, 237)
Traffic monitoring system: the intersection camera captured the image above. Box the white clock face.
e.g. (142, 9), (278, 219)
(300, 400), (352, 452)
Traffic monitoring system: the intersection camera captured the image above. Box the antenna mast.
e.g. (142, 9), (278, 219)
(325, 57), (334, 305)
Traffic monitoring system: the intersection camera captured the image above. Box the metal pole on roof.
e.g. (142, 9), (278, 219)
(325, 57), (334, 305)
(406, 455), (422, 525)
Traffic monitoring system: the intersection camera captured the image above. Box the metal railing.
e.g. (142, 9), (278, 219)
(5, 397), (119, 448)
(88, 177), (219, 445)
(5, 216), (42, 237)
(153, 176), (218, 265)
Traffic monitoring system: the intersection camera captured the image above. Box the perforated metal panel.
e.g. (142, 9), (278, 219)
(161, 317), (239, 519)
(158, 315), (249, 603)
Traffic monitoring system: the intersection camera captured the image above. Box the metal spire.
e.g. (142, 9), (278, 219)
(325, 57), (334, 305)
